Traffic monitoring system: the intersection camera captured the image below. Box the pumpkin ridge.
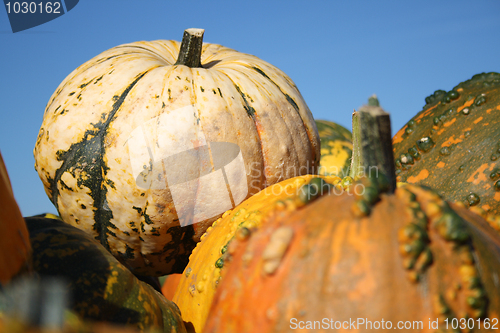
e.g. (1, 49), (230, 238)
(229, 82), (270, 185)
(250, 65), (318, 168)
(236, 66), (315, 172)
(51, 71), (149, 250)
(113, 45), (173, 64)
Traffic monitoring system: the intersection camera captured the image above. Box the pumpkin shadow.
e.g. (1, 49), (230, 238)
(203, 60), (221, 68)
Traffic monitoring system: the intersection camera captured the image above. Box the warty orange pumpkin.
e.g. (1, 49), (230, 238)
(172, 174), (341, 333)
(160, 273), (182, 301)
(204, 98), (500, 333)
(33, 28), (320, 276)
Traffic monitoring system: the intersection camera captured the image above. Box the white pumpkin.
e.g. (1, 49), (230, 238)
(34, 29), (320, 276)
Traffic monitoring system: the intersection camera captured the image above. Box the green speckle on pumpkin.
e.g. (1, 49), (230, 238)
(466, 193), (480, 207)
(252, 66), (271, 80)
(439, 147), (451, 156)
(407, 147), (420, 159)
(221, 243), (228, 254)
(299, 177), (329, 203)
(400, 153), (414, 165)
(446, 90), (460, 101)
(435, 211), (470, 243)
(284, 94), (299, 112)
(416, 137), (435, 152)
(236, 227), (251, 240)
(234, 84), (256, 118)
(494, 180), (500, 191)
(215, 258), (224, 269)
(340, 176), (353, 189)
(475, 94), (486, 106)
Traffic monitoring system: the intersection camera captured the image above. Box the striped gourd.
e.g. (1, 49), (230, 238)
(25, 215), (186, 332)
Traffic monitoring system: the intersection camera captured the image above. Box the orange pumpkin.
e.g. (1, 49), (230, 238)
(173, 174), (341, 333)
(160, 273), (182, 300)
(0, 151), (31, 285)
(204, 98), (500, 333)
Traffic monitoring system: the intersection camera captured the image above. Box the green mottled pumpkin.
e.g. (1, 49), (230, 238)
(33, 28), (320, 276)
(315, 120), (352, 177)
(25, 215), (186, 333)
(393, 72), (500, 232)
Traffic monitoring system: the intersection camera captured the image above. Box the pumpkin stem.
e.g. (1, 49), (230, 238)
(349, 95), (396, 193)
(175, 28), (205, 68)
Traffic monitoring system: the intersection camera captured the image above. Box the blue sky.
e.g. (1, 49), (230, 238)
(1, 1), (499, 216)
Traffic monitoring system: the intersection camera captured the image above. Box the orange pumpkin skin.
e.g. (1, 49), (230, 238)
(393, 72), (500, 230)
(161, 273), (182, 300)
(0, 151), (31, 285)
(173, 174), (340, 333)
(204, 183), (500, 333)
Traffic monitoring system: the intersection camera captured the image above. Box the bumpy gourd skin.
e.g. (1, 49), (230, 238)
(393, 72), (500, 230)
(25, 216), (186, 333)
(173, 174), (341, 333)
(203, 179), (500, 333)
